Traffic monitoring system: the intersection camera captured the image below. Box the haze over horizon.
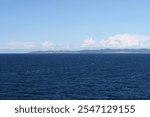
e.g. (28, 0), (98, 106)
(0, 0), (150, 52)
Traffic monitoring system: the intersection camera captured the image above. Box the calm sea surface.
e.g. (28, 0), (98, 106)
(0, 54), (150, 99)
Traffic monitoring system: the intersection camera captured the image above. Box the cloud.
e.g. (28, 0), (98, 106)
(53, 44), (76, 50)
(98, 34), (150, 49)
(65, 45), (71, 50)
(1, 34), (150, 52)
(81, 34), (150, 49)
(81, 37), (96, 48)
(42, 41), (54, 49)
(2, 42), (34, 50)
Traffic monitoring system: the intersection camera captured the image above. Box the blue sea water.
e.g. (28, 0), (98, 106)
(0, 54), (150, 100)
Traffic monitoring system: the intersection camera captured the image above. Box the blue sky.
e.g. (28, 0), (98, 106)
(0, 0), (150, 52)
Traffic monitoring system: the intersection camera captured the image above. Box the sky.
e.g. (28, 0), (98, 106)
(0, 0), (150, 52)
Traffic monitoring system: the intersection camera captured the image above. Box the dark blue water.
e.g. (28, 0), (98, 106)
(0, 54), (150, 100)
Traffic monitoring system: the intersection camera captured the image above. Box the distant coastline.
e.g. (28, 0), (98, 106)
(30, 49), (150, 54)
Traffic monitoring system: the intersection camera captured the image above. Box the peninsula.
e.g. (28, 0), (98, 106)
(30, 49), (150, 54)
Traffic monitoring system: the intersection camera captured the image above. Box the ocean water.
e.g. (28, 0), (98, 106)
(0, 54), (150, 100)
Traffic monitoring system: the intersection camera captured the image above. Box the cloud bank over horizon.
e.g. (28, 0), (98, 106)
(1, 34), (150, 52)
(81, 37), (96, 48)
(42, 41), (54, 50)
(0, 42), (34, 50)
(81, 34), (150, 49)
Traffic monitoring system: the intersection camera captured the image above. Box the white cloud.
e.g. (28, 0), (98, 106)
(98, 34), (150, 49)
(81, 37), (96, 48)
(42, 41), (54, 49)
(1, 34), (150, 52)
(80, 34), (150, 49)
(2, 42), (34, 50)
(65, 45), (71, 50)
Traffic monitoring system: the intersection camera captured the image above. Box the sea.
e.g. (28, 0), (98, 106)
(0, 54), (150, 100)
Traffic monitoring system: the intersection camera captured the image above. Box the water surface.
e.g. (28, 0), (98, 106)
(0, 54), (150, 99)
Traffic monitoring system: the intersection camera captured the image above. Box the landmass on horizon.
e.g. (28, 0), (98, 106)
(30, 49), (150, 54)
